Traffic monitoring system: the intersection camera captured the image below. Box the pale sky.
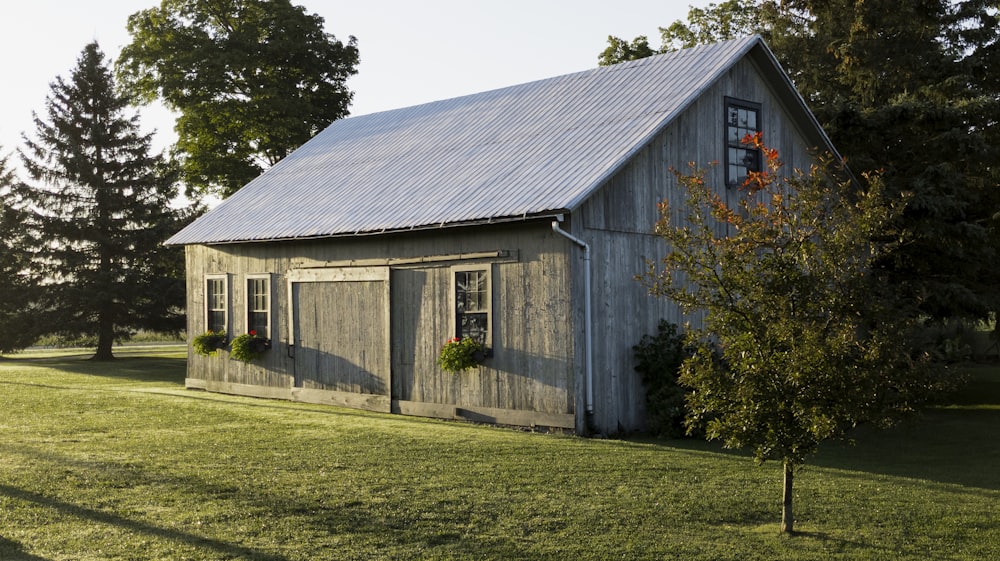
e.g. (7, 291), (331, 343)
(0, 0), (711, 159)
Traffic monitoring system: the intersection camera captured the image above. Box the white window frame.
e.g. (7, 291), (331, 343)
(205, 274), (229, 335)
(450, 264), (493, 349)
(245, 274), (272, 339)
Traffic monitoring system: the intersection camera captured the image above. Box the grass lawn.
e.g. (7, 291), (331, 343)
(0, 348), (997, 560)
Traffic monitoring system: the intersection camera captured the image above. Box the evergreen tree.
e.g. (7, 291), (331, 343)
(16, 42), (190, 360)
(783, 0), (1000, 321)
(0, 152), (37, 353)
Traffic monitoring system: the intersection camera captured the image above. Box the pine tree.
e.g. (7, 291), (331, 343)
(0, 152), (38, 353)
(16, 42), (189, 360)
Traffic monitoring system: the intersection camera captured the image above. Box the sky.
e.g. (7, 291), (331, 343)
(0, 0), (712, 159)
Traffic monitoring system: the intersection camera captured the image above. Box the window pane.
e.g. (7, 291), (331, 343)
(456, 270), (487, 312)
(249, 311), (268, 336)
(459, 313), (489, 345)
(455, 269), (490, 346)
(247, 277), (269, 336)
(725, 101), (761, 185)
(208, 310), (225, 334)
(207, 278), (226, 333)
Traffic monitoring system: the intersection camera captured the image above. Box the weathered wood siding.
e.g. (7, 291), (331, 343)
(183, 221), (577, 429)
(576, 56), (822, 433)
(292, 278), (389, 394)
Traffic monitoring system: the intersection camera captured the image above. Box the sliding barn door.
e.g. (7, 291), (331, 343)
(288, 267), (390, 397)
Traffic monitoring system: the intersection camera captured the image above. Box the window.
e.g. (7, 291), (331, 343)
(725, 98), (762, 187)
(247, 275), (271, 338)
(453, 267), (492, 348)
(205, 275), (228, 334)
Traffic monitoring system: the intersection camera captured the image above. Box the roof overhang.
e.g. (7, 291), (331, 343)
(168, 209), (571, 247)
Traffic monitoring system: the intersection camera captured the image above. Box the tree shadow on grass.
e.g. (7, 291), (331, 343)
(0, 536), (50, 561)
(809, 407), (1000, 491)
(624, 368), (1000, 492)
(0, 483), (291, 561)
(0, 352), (187, 385)
(812, 367), (1000, 490)
(627, 408), (1000, 492)
(0, 444), (550, 561)
(632, 407), (1000, 491)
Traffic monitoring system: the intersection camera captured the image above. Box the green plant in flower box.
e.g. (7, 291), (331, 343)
(192, 331), (227, 356)
(438, 337), (485, 374)
(229, 330), (272, 363)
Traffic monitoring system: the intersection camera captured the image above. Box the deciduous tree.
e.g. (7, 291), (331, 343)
(118, 0), (360, 198)
(17, 43), (190, 360)
(597, 35), (656, 66)
(657, 0), (763, 51)
(645, 136), (941, 533)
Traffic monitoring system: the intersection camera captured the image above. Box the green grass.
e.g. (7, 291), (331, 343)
(0, 349), (997, 560)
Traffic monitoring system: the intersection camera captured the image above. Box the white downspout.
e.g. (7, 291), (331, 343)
(551, 216), (593, 417)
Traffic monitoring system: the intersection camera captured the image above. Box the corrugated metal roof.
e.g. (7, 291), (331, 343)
(167, 36), (767, 246)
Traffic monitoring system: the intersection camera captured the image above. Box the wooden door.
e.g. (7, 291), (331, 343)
(289, 267), (390, 396)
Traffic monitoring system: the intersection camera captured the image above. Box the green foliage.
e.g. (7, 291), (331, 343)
(599, 0), (761, 66)
(15, 42), (193, 361)
(117, 0), (360, 198)
(659, 0), (764, 52)
(191, 330), (227, 357)
(632, 320), (689, 438)
(31, 330), (184, 349)
(645, 136), (944, 531)
(228, 331), (272, 363)
(437, 337), (484, 373)
(0, 154), (38, 353)
(602, 0), (1000, 324)
(770, 0), (1000, 323)
(597, 35), (656, 66)
(31, 334), (99, 349)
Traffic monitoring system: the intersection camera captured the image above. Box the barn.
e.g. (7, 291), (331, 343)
(165, 35), (838, 435)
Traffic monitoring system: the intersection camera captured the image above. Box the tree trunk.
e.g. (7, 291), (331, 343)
(92, 313), (115, 361)
(781, 461), (794, 534)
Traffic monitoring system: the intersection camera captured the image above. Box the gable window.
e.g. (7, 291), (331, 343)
(206, 275), (228, 334)
(453, 266), (492, 348)
(247, 275), (271, 338)
(725, 97), (762, 187)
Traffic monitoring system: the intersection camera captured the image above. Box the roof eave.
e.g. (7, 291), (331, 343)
(164, 209), (572, 247)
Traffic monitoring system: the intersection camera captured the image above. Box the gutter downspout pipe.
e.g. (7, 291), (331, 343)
(551, 215), (594, 418)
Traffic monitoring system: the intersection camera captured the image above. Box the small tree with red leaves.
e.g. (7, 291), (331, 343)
(644, 134), (941, 533)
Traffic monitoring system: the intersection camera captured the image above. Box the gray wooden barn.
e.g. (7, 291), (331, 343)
(166, 36), (837, 434)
